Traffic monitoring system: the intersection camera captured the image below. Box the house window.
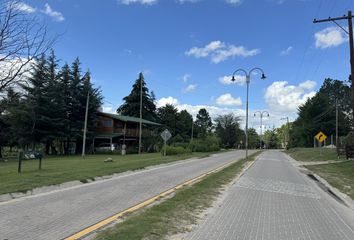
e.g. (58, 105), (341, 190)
(102, 119), (113, 127)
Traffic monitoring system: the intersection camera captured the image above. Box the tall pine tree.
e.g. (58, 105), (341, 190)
(195, 108), (212, 138)
(117, 73), (157, 122)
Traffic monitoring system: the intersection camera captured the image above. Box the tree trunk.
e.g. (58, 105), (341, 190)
(64, 138), (70, 155)
(45, 140), (50, 155)
(75, 138), (82, 154)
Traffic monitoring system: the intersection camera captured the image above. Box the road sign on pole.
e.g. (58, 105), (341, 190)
(315, 131), (327, 156)
(315, 131), (327, 143)
(160, 129), (172, 156)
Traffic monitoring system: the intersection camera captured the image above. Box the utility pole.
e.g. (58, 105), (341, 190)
(82, 84), (90, 157)
(139, 73), (143, 154)
(336, 98), (339, 155)
(314, 11), (354, 128)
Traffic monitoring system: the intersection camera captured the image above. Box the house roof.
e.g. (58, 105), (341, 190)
(98, 112), (161, 126)
(94, 133), (124, 138)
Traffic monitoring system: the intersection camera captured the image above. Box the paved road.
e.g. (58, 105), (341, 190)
(185, 150), (354, 240)
(0, 150), (253, 240)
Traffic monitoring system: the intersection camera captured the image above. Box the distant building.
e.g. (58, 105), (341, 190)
(93, 112), (161, 153)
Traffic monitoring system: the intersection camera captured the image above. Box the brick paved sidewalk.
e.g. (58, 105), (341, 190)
(185, 151), (354, 240)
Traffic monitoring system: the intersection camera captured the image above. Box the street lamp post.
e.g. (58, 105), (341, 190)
(232, 68), (266, 158)
(254, 111), (269, 149)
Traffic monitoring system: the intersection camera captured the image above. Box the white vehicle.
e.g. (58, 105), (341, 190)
(94, 143), (117, 152)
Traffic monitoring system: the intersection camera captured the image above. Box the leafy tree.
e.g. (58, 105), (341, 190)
(195, 108), (212, 138)
(215, 114), (242, 148)
(68, 60), (102, 154)
(157, 104), (178, 135)
(0, 88), (23, 157)
(276, 122), (292, 148)
(1, 52), (103, 155)
(263, 129), (279, 149)
(290, 78), (351, 147)
(21, 54), (52, 146)
(247, 128), (260, 149)
(176, 110), (193, 142)
(117, 73), (157, 122)
(57, 63), (72, 149)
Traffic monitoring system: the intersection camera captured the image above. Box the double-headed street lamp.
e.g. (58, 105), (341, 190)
(254, 111), (269, 149)
(232, 68), (266, 158)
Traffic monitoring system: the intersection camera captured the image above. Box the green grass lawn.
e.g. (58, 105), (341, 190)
(0, 152), (210, 195)
(94, 152), (260, 240)
(286, 147), (345, 162)
(305, 161), (354, 199)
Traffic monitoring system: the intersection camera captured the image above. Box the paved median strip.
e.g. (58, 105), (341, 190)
(64, 153), (259, 240)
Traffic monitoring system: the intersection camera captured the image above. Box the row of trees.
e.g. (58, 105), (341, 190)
(0, 51), (103, 157)
(290, 78), (352, 147)
(117, 73), (264, 150)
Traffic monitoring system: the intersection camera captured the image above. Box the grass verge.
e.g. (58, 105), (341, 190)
(286, 148), (345, 162)
(0, 152), (212, 195)
(305, 162), (354, 199)
(95, 152), (260, 240)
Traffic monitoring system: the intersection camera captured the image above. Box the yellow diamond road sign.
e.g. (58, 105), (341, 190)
(315, 131), (327, 143)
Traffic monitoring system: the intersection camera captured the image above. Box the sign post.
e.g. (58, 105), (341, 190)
(160, 129), (172, 156)
(315, 131), (327, 156)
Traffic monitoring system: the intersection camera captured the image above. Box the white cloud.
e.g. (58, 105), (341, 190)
(182, 84), (197, 93)
(216, 93), (242, 106)
(186, 40), (260, 64)
(42, 3), (65, 22)
(225, 0), (243, 5)
(264, 80), (316, 113)
(0, 56), (35, 91)
(181, 74), (191, 83)
(299, 80), (316, 90)
(219, 75), (246, 86)
(156, 96), (179, 108)
(280, 46), (293, 55)
(177, 103), (245, 120)
(12, 2), (36, 13)
(118, 0), (157, 5)
(101, 105), (116, 114)
(186, 41), (224, 58)
(315, 27), (347, 49)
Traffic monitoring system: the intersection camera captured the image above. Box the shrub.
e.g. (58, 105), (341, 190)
(189, 135), (220, 152)
(172, 142), (190, 149)
(163, 146), (191, 156)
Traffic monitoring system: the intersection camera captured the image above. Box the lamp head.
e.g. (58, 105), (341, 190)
(261, 73), (266, 80)
(231, 75), (235, 82)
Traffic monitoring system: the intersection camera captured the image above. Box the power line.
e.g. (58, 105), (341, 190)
(313, 10), (354, 127)
(294, 0), (324, 83)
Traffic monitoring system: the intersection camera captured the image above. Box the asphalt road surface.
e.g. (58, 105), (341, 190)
(185, 150), (354, 240)
(0, 150), (253, 240)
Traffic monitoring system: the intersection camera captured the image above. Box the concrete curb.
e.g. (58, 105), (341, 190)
(310, 172), (354, 211)
(284, 152), (354, 211)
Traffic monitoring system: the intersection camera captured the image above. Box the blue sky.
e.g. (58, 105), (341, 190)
(16, 0), (354, 128)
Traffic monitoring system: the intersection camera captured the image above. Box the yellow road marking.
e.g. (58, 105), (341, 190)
(64, 154), (259, 240)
